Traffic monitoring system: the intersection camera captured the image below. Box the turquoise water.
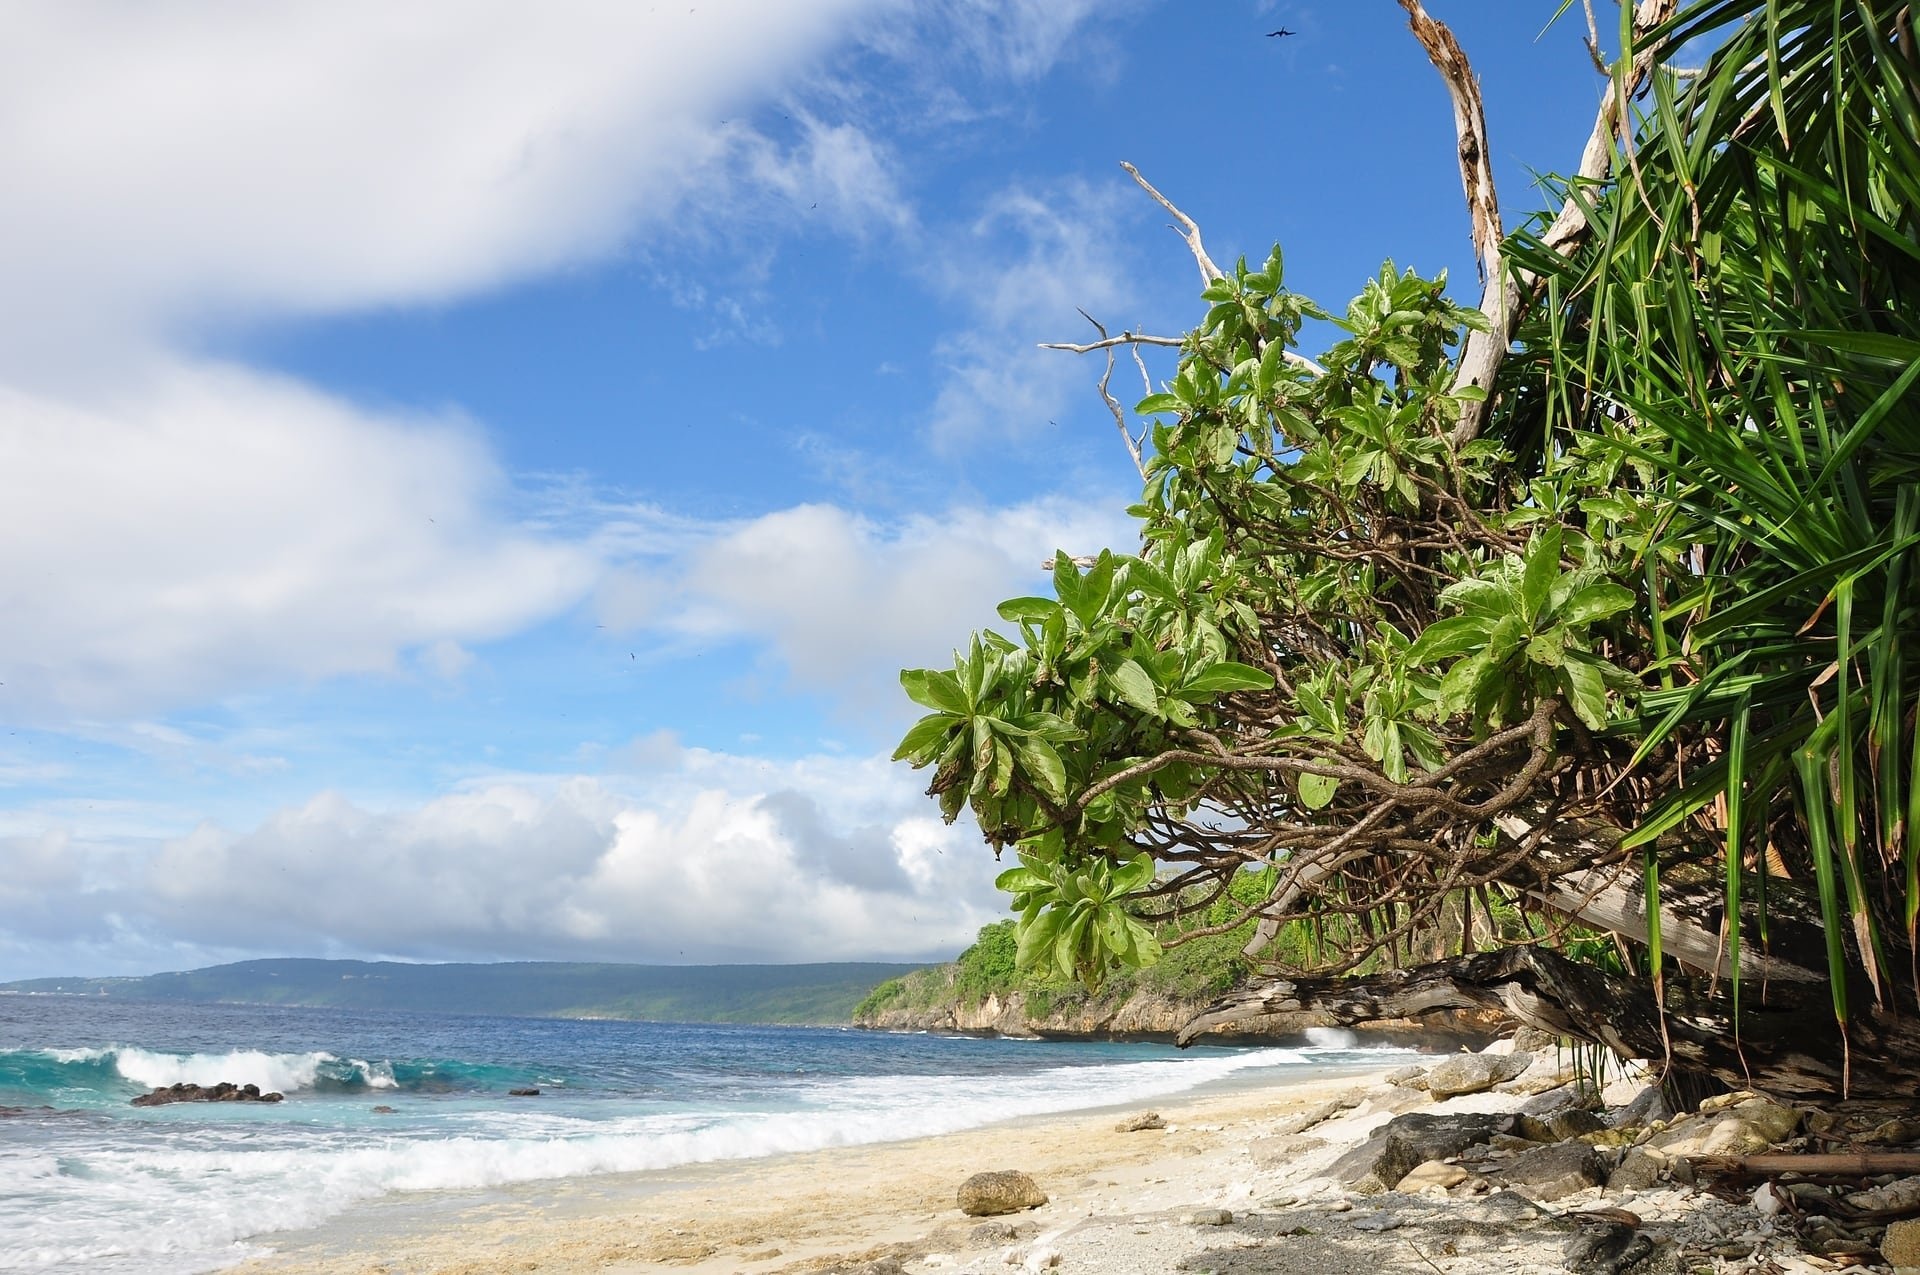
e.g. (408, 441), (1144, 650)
(0, 994), (1402, 1272)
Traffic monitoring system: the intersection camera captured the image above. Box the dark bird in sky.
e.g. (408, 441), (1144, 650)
(1266, 27), (1296, 37)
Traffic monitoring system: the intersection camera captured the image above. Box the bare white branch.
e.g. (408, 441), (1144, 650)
(1120, 161), (1223, 286)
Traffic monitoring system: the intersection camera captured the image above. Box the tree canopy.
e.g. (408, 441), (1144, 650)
(894, 0), (1920, 1097)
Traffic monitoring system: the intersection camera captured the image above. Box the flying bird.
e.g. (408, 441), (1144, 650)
(1266, 27), (1296, 37)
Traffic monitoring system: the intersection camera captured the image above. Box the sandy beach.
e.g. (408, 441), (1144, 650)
(227, 1034), (1901, 1275)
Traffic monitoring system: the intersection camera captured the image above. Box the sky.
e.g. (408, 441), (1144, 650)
(0, 0), (1620, 979)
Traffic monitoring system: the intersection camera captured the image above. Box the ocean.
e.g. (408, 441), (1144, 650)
(0, 994), (1406, 1273)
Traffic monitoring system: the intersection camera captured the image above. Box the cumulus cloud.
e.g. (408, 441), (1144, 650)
(592, 495), (1135, 706)
(0, 0), (891, 367)
(2, 750), (1008, 971)
(0, 358), (596, 718)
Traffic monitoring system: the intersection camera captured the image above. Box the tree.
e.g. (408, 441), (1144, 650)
(894, 0), (1920, 1099)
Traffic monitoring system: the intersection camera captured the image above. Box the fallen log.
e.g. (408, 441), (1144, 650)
(1695, 1153), (1920, 1177)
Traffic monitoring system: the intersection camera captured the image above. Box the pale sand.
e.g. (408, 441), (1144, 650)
(230, 1070), (1423, 1275)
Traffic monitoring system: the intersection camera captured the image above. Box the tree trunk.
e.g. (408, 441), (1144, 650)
(1177, 946), (1920, 1102)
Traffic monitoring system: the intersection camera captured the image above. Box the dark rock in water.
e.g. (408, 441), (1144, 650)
(1331, 1112), (1514, 1192)
(130, 1082), (284, 1107)
(370, 1105), (397, 1114)
(957, 1169), (1048, 1216)
(508, 1087), (540, 1097)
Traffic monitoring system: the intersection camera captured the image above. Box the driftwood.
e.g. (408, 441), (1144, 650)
(1699, 1153), (1920, 1177)
(1177, 946), (1920, 1101)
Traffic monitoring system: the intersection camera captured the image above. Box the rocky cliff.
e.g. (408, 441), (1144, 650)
(853, 982), (1501, 1049)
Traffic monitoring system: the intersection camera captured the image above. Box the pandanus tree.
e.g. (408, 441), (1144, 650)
(894, 0), (1920, 1099)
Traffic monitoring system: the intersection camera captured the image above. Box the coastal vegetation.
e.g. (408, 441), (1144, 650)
(894, 0), (1920, 1097)
(1, 958), (922, 1025)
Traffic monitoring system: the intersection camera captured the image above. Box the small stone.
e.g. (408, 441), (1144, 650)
(1883, 1218), (1920, 1267)
(1607, 1147), (1665, 1193)
(1114, 1111), (1164, 1132)
(1396, 1160), (1469, 1191)
(959, 1170), (1048, 1217)
(1863, 1119), (1920, 1146)
(1385, 1065), (1429, 1089)
(1182, 1208), (1233, 1226)
(1351, 1212), (1403, 1232)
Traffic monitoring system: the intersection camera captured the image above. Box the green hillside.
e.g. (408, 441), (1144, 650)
(0, 958), (927, 1025)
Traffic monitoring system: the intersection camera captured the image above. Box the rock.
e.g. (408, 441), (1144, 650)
(508, 1087), (540, 1097)
(1511, 1025), (1563, 1053)
(1424, 1051), (1532, 1099)
(370, 1104), (396, 1114)
(1248, 1134), (1326, 1165)
(1861, 1118), (1920, 1146)
(1114, 1111), (1164, 1132)
(1607, 1147), (1666, 1193)
(1385, 1065), (1428, 1088)
(1182, 1208), (1233, 1226)
(968, 1221), (1021, 1247)
(1520, 1083), (1598, 1116)
(1351, 1212), (1404, 1232)
(1652, 1098), (1800, 1157)
(958, 1170), (1048, 1217)
(130, 1081), (285, 1107)
(1330, 1112), (1513, 1191)
(1844, 1174), (1920, 1212)
(1518, 1108), (1609, 1142)
(1270, 1100), (1343, 1135)
(1607, 1084), (1673, 1129)
(1883, 1218), (1920, 1268)
(1565, 1221), (1651, 1275)
(1492, 1141), (1608, 1201)
(1397, 1160), (1468, 1191)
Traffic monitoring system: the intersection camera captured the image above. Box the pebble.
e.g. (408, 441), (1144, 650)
(1351, 1212), (1404, 1232)
(1182, 1208), (1233, 1226)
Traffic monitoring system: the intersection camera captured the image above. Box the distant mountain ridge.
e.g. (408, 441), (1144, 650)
(0, 958), (927, 1025)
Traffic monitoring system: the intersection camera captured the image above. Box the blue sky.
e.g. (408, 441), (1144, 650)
(0, 1), (1616, 978)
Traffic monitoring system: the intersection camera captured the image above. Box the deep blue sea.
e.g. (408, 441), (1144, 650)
(0, 995), (1405, 1273)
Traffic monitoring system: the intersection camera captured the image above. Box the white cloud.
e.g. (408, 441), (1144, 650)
(657, 496), (1135, 703)
(0, 0), (890, 367)
(927, 181), (1139, 448)
(1, 750), (1009, 970)
(0, 357), (595, 717)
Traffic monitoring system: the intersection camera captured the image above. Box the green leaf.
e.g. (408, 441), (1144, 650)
(997, 597), (1061, 624)
(1298, 770), (1339, 810)
(1522, 526), (1563, 623)
(1556, 582), (1636, 626)
(892, 712), (957, 764)
(901, 668), (969, 715)
(1182, 661), (1275, 694)
(1106, 659), (1161, 713)
(1562, 655), (1609, 731)
(1406, 615), (1492, 666)
(1012, 735), (1068, 800)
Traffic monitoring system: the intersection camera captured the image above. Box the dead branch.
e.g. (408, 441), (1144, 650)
(1121, 161), (1223, 286)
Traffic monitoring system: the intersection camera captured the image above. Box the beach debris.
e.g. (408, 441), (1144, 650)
(1114, 1110), (1164, 1132)
(1490, 1140), (1609, 1201)
(1422, 1050), (1532, 1099)
(129, 1081), (284, 1107)
(1332, 1111), (1513, 1191)
(508, 1087), (540, 1097)
(1180, 1207), (1233, 1225)
(958, 1170), (1048, 1216)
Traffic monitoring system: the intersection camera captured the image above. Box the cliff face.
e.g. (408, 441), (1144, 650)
(853, 984), (1501, 1048)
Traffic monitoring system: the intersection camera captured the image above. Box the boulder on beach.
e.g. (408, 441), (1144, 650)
(1423, 1050), (1532, 1099)
(957, 1169), (1048, 1216)
(1332, 1111), (1513, 1192)
(1114, 1111), (1164, 1132)
(130, 1082), (284, 1108)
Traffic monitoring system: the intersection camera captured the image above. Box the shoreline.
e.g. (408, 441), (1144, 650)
(231, 1063), (1394, 1274)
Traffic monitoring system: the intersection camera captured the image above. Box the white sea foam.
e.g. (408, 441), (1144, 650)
(107, 1048), (337, 1094)
(0, 1043), (1403, 1273)
(1302, 1027), (1360, 1049)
